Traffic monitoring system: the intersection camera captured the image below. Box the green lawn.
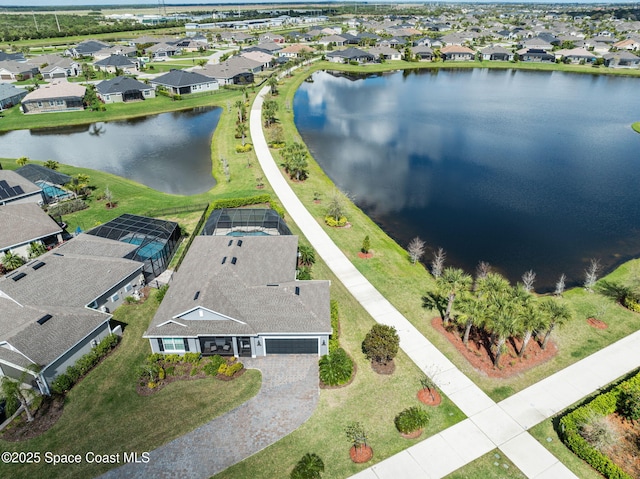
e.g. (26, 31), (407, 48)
(0, 291), (262, 479)
(632, 122), (640, 134)
(266, 61), (640, 402)
(445, 449), (526, 479)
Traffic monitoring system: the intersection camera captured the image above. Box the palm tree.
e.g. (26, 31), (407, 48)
(281, 142), (309, 181)
(455, 292), (486, 346)
(16, 156), (29, 167)
(539, 298), (573, 350)
(437, 267), (472, 325)
(235, 122), (247, 146)
(0, 368), (39, 422)
(263, 99), (278, 127)
(267, 75), (279, 96)
(518, 300), (547, 358)
(486, 293), (521, 368)
(290, 453), (324, 479)
(2, 251), (25, 271)
(298, 244), (316, 267)
(27, 242), (47, 259)
(43, 159), (59, 170)
(233, 99), (245, 123)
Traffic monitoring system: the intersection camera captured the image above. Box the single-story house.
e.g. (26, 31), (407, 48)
(200, 62), (254, 85)
(0, 83), (27, 110)
(96, 76), (155, 103)
(66, 39), (112, 58)
(259, 33), (285, 44)
(0, 170), (43, 206)
(368, 46), (402, 61)
(441, 45), (476, 61)
(15, 164), (72, 203)
(554, 47), (597, 64)
(413, 45), (434, 61)
(146, 42), (182, 60)
(0, 51), (25, 62)
(20, 80), (86, 114)
(0, 203), (63, 257)
(93, 55), (139, 75)
(602, 51), (640, 68)
(0, 60), (39, 81)
(143, 235), (331, 358)
(239, 50), (274, 70)
(480, 46), (514, 61)
(519, 38), (553, 52)
(150, 69), (218, 95)
(517, 48), (556, 63)
(278, 44), (315, 59)
(0, 233), (146, 394)
(318, 34), (347, 47)
(613, 38), (640, 51)
(326, 47), (374, 64)
(93, 45), (138, 61)
(30, 55), (80, 79)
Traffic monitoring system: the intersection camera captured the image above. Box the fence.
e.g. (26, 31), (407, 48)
(173, 203), (210, 272)
(143, 203), (210, 218)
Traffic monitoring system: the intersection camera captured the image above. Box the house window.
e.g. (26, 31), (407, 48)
(124, 283), (133, 293)
(37, 101), (43, 107)
(105, 95), (110, 100)
(162, 338), (185, 351)
(56, 100), (64, 106)
(111, 293), (120, 303)
(49, 100), (55, 106)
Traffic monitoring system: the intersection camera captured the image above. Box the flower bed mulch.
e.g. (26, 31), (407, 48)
(431, 317), (558, 379)
(587, 317), (608, 329)
(371, 359), (395, 375)
(1, 395), (65, 442)
(400, 429), (423, 439)
(417, 388), (442, 406)
(349, 445), (373, 463)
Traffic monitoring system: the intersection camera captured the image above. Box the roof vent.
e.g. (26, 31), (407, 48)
(12, 272), (26, 282)
(193, 291), (200, 300)
(53, 252), (64, 257)
(221, 256), (227, 264)
(267, 283), (278, 286)
(231, 257), (237, 265)
(32, 261), (46, 270)
(37, 314), (52, 325)
(295, 286), (300, 295)
(237, 239), (243, 247)
(228, 239), (233, 246)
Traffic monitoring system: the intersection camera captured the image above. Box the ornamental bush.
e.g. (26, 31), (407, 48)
(622, 296), (640, 313)
(394, 406), (430, 434)
(324, 215), (347, 227)
(617, 384), (640, 422)
(235, 143), (253, 153)
(319, 348), (353, 386)
(362, 324), (400, 365)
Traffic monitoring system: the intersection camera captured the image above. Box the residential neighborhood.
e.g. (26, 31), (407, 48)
(0, 3), (640, 479)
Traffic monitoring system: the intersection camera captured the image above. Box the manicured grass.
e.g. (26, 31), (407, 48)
(0, 291), (262, 479)
(445, 449), (526, 479)
(266, 62), (640, 402)
(213, 242), (465, 479)
(632, 122), (640, 134)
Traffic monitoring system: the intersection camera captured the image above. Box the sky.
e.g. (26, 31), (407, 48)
(0, 0), (637, 7)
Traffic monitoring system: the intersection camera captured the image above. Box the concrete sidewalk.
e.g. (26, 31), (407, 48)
(251, 84), (640, 478)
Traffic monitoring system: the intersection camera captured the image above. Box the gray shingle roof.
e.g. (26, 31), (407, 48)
(0, 170), (42, 202)
(145, 235), (330, 338)
(94, 55), (136, 67)
(0, 83), (27, 103)
(15, 163), (71, 186)
(151, 69), (215, 88)
(96, 76), (152, 95)
(0, 203), (62, 251)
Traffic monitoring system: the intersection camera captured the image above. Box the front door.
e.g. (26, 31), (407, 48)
(237, 337), (252, 357)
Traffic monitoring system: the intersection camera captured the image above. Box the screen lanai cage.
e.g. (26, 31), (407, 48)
(202, 208), (292, 236)
(86, 214), (180, 280)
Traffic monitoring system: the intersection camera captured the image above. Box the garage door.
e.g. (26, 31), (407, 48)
(265, 338), (318, 354)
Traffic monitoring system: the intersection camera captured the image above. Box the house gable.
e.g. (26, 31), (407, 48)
(175, 306), (247, 324)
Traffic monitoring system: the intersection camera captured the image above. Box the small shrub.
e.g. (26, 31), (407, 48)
(165, 366), (175, 376)
(164, 354), (181, 364)
(125, 296), (137, 304)
(156, 284), (169, 303)
(190, 366), (199, 376)
(47, 199), (88, 217)
(183, 352), (201, 364)
(269, 142), (286, 149)
(290, 452), (324, 479)
(578, 412), (619, 449)
(146, 353), (164, 364)
(617, 384), (640, 422)
(65, 365), (81, 383)
(361, 235), (370, 254)
(362, 324), (400, 365)
(623, 296), (640, 313)
(319, 348), (353, 386)
(51, 373), (74, 394)
(235, 143), (253, 153)
(147, 381), (157, 389)
(395, 406), (430, 434)
(324, 215), (347, 227)
(203, 355), (226, 376)
(158, 367), (166, 380)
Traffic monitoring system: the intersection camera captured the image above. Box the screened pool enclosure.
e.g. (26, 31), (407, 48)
(202, 208), (292, 236)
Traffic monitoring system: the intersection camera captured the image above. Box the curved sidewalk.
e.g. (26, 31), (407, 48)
(101, 355), (319, 479)
(251, 85), (640, 478)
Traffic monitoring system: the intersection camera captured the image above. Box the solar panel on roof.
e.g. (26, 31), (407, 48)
(0, 180), (9, 189)
(12, 186), (24, 196)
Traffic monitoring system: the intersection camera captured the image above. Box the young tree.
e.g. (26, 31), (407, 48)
(234, 99), (245, 123)
(325, 189), (346, 222)
(554, 273), (567, 296)
(43, 159), (59, 170)
(539, 297), (573, 349)
(345, 422), (368, 450)
(16, 156), (29, 167)
(437, 267), (472, 325)
(281, 142), (309, 181)
(362, 324), (399, 366)
(430, 247), (446, 278)
(1, 369), (38, 422)
(267, 75), (279, 96)
(584, 258), (601, 292)
(486, 293), (521, 368)
(235, 122), (247, 146)
(297, 244), (316, 267)
(290, 453), (324, 479)
(361, 235), (370, 254)
(521, 269), (536, 293)
(263, 99), (278, 127)
(407, 237), (425, 265)
(518, 300), (546, 357)
(455, 292), (486, 346)
(27, 242), (47, 259)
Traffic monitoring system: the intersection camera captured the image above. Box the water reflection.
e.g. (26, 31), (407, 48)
(294, 69), (640, 290)
(0, 107), (221, 195)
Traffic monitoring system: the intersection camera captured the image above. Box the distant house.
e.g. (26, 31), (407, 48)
(0, 233), (145, 394)
(517, 48), (556, 63)
(93, 45), (138, 61)
(441, 45), (476, 61)
(200, 61), (254, 86)
(143, 234), (331, 359)
(96, 76), (156, 103)
(259, 33), (285, 44)
(480, 46), (514, 61)
(0, 203), (63, 257)
(368, 46), (402, 61)
(519, 37), (553, 52)
(326, 47), (374, 64)
(93, 55), (139, 75)
(278, 44), (315, 59)
(413, 45), (434, 61)
(30, 54), (80, 79)
(0, 60), (39, 81)
(554, 47), (597, 64)
(0, 170), (44, 206)
(239, 50), (274, 69)
(20, 80), (86, 114)
(602, 51), (640, 68)
(146, 42), (182, 60)
(613, 38), (640, 51)
(0, 83), (27, 110)
(151, 69), (218, 95)
(318, 34), (347, 47)
(66, 39), (111, 58)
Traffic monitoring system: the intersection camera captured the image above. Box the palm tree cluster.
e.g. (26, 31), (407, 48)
(423, 267), (573, 368)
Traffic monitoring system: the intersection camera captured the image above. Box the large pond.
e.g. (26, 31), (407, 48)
(294, 69), (640, 291)
(0, 106), (221, 195)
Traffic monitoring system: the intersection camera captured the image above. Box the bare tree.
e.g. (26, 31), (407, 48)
(407, 237), (425, 265)
(584, 258), (601, 292)
(521, 269), (536, 293)
(476, 261), (491, 280)
(554, 273), (566, 296)
(430, 247), (446, 278)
